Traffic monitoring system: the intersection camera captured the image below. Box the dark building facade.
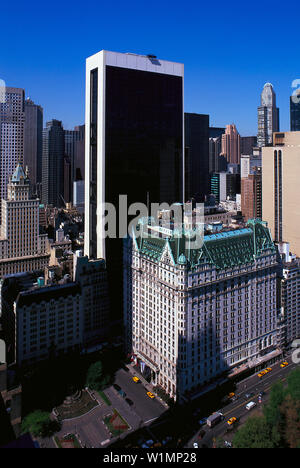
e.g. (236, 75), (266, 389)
(184, 113), (209, 202)
(24, 98), (43, 194)
(290, 95), (300, 131)
(84, 51), (184, 319)
(240, 136), (257, 155)
(42, 120), (65, 207)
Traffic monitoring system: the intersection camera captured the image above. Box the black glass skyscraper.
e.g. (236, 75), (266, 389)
(84, 51), (184, 318)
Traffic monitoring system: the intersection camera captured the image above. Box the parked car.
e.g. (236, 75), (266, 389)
(113, 384), (121, 391)
(193, 442), (199, 448)
(147, 391), (155, 399)
(132, 376), (140, 383)
(125, 398), (134, 406)
(245, 392), (254, 399)
(119, 389), (126, 398)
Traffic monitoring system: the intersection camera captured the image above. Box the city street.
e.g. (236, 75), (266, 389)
(187, 357), (298, 448)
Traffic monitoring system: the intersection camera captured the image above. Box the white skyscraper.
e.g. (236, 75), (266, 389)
(0, 164), (49, 277)
(0, 87), (25, 203)
(257, 83), (279, 147)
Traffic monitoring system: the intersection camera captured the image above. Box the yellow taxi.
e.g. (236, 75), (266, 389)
(132, 376), (140, 383)
(227, 417), (237, 425)
(258, 370), (267, 378)
(147, 391), (155, 399)
(228, 392), (235, 399)
(280, 361), (288, 368)
(265, 367), (272, 373)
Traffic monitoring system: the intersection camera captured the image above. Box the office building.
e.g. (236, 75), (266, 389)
(84, 50), (184, 318)
(0, 164), (49, 278)
(290, 92), (300, 131)
(277, 242), (300, 348)
(0, 254), (109, 367)
(257, 83), (279, 147)
(0, 87), (25, 203)
(184, 113), (209, 202)
(262, 132), (300, 256)
(241, 153), (262, 221)
(64, 127), (85, 202)
(221, 124), (241, 164)
(240, 136), (257, 155)
(24, 98), (43, 193)
(125, 218), (280, 401)
(42, 120), (65, 207)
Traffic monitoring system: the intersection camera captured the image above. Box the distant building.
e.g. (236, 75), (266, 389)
(221, 124), (241, 164)
(262, 132), (300, 256)
(184, 113), (209, 202)
(257, 83), (279, 147)
(24, 98), (43, 192)
(240, 136), (257, 155)
(42, 120), (65, 207)
(241, 153), (262, 221)
(0, 164), (50, 279)
(0, 255), (109, 367)
(209, 136), (227, 173)
(73, 180), (84, 211)
(210, 171), (240, 203)
(0, 87), (25, 204)
(278, 243), (300, 348)
(290, 92), (300, 131)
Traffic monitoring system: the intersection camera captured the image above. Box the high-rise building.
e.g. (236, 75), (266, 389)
(64, 127), (85, 202)
(221, 124), (241, 164)
(84, 50), (184, 260)
(125, 218), (280, 401)
(24, 98), (43, 193)
(262, 132), (300, 256)
(241, 153), (262, 221)
(184, 113), (209, 202)
(0, 164), (49, 278)
(290, 92), (300, 131)
(277, 242), (300, 349)
(0, 87), (25, 203)
(257, 83), (279, 147)
(42, 120), (65, 207)
(74, 125), (85, 181)
(209, 136), (225, 174)
(240, 136), (257, 155)
(84, 51), (184, 318)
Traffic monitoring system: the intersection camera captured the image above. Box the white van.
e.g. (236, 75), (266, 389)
(246, 401), (256, 411)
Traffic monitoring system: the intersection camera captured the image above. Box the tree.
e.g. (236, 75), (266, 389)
(263, 380), (285, 429)
(232, 415), (278, 448)
(86, 361), (110, 392)
(21, 410), (60, 438)
(280, 394), (300, 448)
(286, 368), (300, 402)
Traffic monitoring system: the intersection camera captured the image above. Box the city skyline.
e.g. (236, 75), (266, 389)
(1, 1), (298, 135)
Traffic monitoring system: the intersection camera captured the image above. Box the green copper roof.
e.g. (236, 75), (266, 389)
(135, 219), (275, 270)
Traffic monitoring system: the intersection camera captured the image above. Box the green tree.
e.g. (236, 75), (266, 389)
(21, 410), (60, 438)
(286, 368), (300, 402)
(232, 415), (278, 448)
(86, 361), (109, 392)
(263, 380), (285, 428)
(280, 394), (300, 448)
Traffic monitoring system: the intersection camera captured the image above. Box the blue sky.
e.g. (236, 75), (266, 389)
(1, 0), (297, 135)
